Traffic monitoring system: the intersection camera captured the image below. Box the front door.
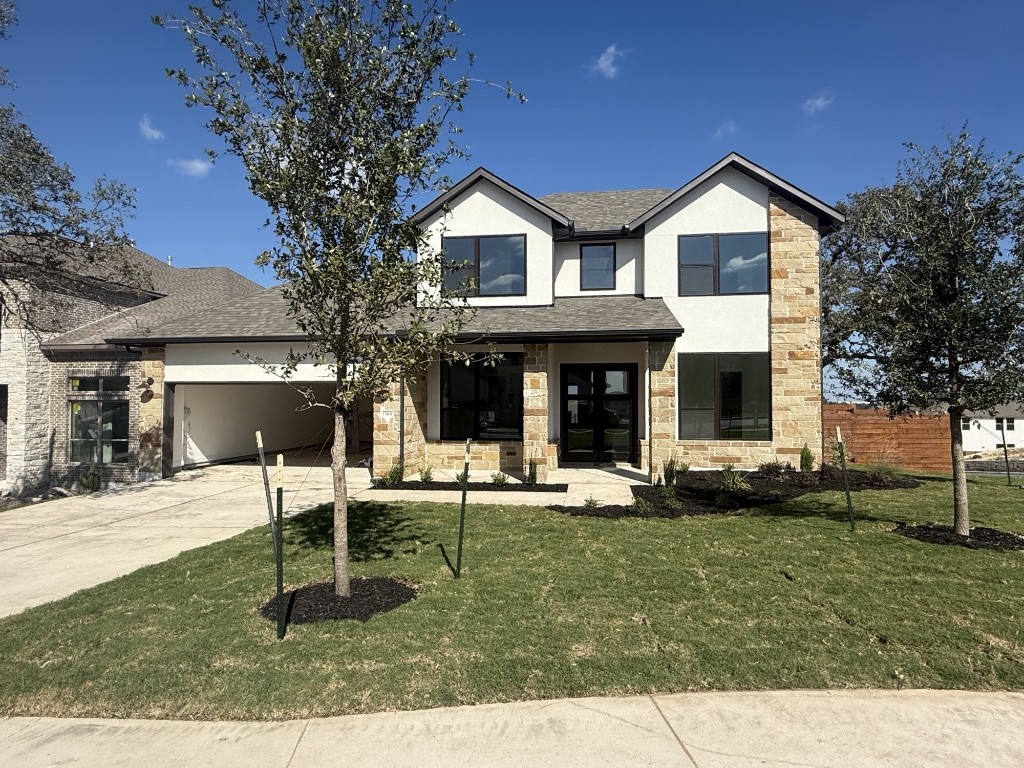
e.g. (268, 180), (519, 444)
(561, 364), (637, 463)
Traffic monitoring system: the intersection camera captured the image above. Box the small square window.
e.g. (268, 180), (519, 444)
(580, 244), (615, 290)
(961, 417), (971, 431)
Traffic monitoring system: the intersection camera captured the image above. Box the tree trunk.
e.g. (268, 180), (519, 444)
(332, 403), (351, 597)
(949, 409), (970, 537)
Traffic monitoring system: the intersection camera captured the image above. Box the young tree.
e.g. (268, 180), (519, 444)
(159, 0), (500, 596)
(823, 129), (1024, 535)
(0, 2), (137, 330)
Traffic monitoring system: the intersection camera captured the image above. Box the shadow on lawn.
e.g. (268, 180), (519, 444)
(285, 501), (428, 562)
(753, 474), (949, 526)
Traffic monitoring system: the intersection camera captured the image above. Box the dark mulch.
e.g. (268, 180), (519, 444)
(259, 577), (417, 625)
(893, 523), (1024, 551)
(553, 466), (922, 519)
(376, 481), (568, 493)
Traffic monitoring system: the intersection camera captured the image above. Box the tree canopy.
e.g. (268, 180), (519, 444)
(160, 0), (508, 595)
(0, 2), (137, 333)
(822, 129), (1024, 534)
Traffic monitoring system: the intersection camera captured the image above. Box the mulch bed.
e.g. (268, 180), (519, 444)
(893, 523), (1024, 551)
(375, 481), (568, 493)
(553, 466), (921, 519)
(259, 577), (417, 625)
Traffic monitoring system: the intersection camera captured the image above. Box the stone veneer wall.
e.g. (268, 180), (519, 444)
(522, 343), (556, 482)
(647, 195), (823, 473)
(373, 349), (557, 481)
(372, 375), (427, 478)
(646, 341), (676, 481)
(138, 348), (166, 480)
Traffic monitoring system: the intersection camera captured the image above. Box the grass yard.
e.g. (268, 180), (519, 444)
(0, 474), (1021, 720)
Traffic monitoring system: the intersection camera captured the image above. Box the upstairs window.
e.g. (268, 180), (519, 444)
(580, 243), (616, 290)
(996, 417), (1015, 431)
(961, 417), (972, 431)
(678, 233), (768, 296)
(442, 235), (526, 297)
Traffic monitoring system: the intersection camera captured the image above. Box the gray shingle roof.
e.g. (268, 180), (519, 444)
(539, 189), (672, 233)
(108, 292), (682, 344)
(44, 258), (264, 348)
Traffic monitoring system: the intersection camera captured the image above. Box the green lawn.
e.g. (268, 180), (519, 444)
(0, 474), (1022, 720)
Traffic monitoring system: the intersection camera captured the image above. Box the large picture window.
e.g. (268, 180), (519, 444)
(69, 376), (131, 464)
(441, 354), (524, 440)
(678, 353), (770, 440)
(678, 233), (768, 296)
(442, 234), (527, 297)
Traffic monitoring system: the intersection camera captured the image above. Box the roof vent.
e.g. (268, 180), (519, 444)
(167, 255), (173, 266)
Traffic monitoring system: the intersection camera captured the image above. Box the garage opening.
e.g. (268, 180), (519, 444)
(170, 383), (372, 470)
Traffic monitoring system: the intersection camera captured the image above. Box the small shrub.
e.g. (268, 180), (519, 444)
(865, 461), (901, 485)
(663, 455), (679, 488)
(455, 468), (470, 487)
(419, 464), (433, 483)
(658, 483), (675, 499)
(77, 465), (102, 494)
(491, 471), (510, 486)
(757, 460), (786, 480)
(632, 495), (653, 515)
(583, 495), (601, 509)
(664, 496), (682, 512)
(526, 458), (538, 486)
(800, 443), (815, 473)
(720, 463), (751, 491)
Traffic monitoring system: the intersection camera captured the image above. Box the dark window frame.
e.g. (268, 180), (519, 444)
(961, 417), (972, 431)
(579, 242), (617, 291)
(68, 375), (131, 465)
(440, 353), (525, 441)
(677, 352), (772, 441)
(996, 417), (1015, 432)
(678, 232), (770, 297)
(441, 233), (528, 298)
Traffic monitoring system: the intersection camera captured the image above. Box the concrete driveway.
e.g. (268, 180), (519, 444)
(0, 459), (336, 619)
(0, 454), (637, 620)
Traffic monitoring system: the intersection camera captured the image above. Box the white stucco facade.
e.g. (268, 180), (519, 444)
(164, 342), (336, 384)
(420, 179), (555, 306)
(553, 239), (643, 297)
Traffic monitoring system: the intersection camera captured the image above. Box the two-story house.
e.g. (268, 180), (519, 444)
(371, 153), (843, 482)
(78, 153), (840, 486)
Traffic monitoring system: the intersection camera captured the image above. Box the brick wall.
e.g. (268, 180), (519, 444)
(823, 403), (952, 472)
(373, 374), (428, 479)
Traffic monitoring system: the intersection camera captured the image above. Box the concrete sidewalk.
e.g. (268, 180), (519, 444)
(2, 690), (1022, 767)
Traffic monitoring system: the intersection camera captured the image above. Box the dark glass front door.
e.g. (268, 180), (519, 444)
(561, 364), (637, 463)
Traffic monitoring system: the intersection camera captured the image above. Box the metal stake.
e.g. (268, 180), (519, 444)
(836, 426), (855, 531)
(455, 438), (471, 579)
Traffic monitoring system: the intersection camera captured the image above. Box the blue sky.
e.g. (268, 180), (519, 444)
(5, 1), (1023, 287)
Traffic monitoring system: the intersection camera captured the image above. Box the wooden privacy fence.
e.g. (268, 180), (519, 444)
(822, 404), (951, 472)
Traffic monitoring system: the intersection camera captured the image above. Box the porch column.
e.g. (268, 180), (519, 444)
(522, 343), (552, 482)
(138, 347), (165, 480)
(373, 374), (427, 479)
(647, 341), (676, 483)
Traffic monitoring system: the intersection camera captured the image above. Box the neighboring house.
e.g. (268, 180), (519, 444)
(0, 244), (261, 495)
(93, 153), (841, 484)
(962, 403), (1024, 453)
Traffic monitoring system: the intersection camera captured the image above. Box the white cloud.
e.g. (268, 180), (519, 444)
(139, 114), (165, 141)
(168, 158), (213, 178)
(590, 44), (628, 80)
(802, 90), (834, 115)
(713, 120), (738, 140)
